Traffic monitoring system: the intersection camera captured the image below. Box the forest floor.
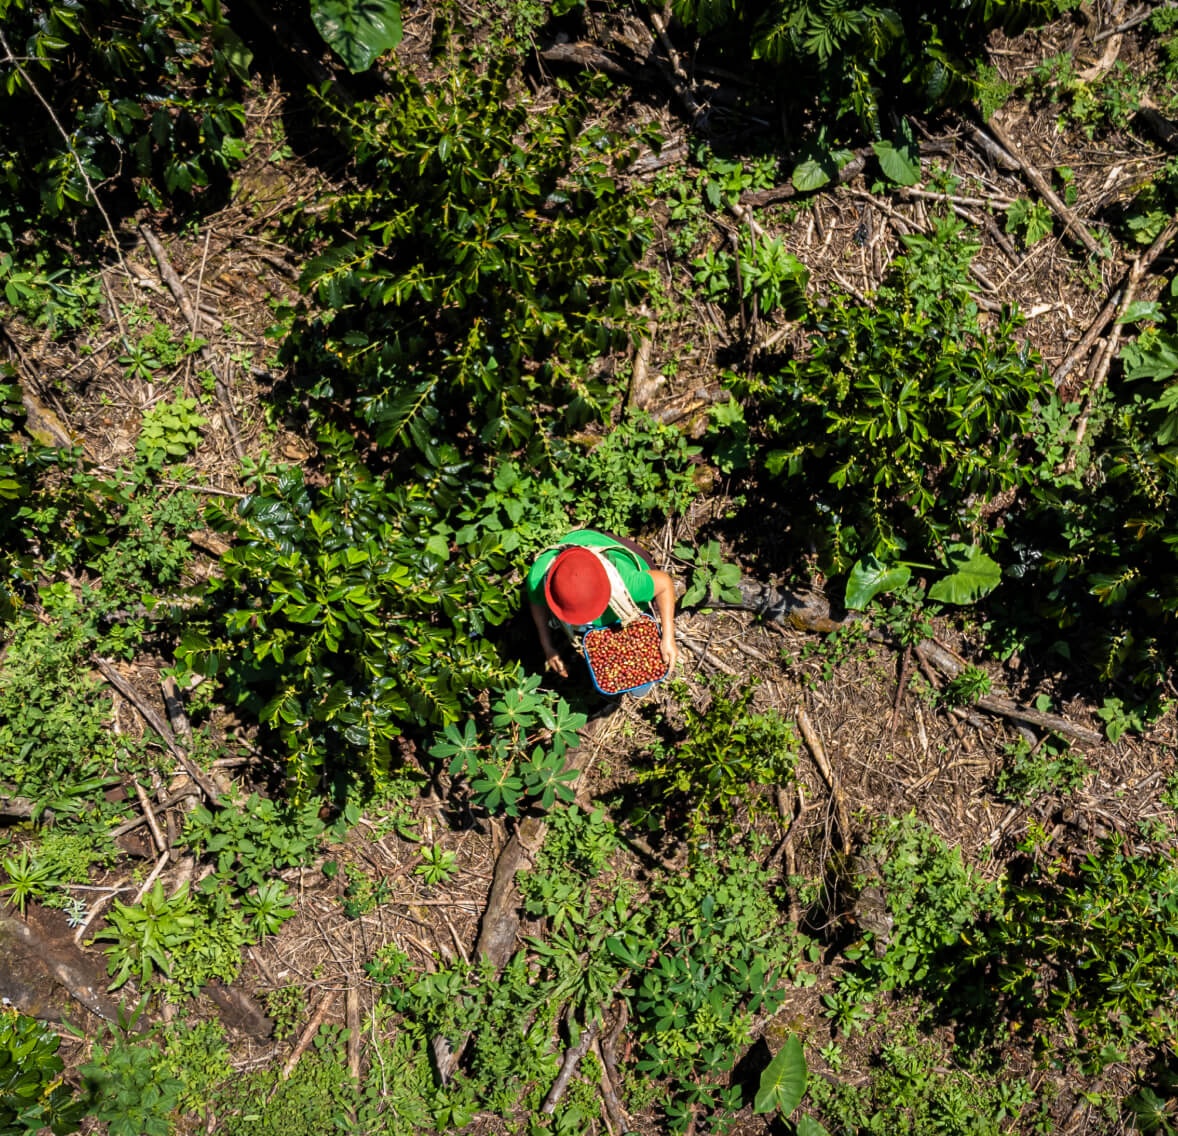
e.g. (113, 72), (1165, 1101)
(2, 2), (1177, 1134)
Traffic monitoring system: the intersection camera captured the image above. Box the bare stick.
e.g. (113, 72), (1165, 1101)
(648, 9), (708, 131)
(796, 708), (851, 846)
(542, 1017), (599, 1114)
(139, 225), (245, 461)
(1094, 2), (1174, 40)
(132, 778), (168, 855)
(627, 308), (663, 410)
(108, 786), (201, 838)
(1054, 218), (1178, 387)
(981, 118), (1104, 257)
(279, 991), (334, 1082)
(346, 985), (362, 1082)
(915, 642), (1103, 745)
(1052, 288), (1123, 387)
(95, 659), (222, 803)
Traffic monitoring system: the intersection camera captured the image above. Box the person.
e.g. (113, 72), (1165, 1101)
(526, 528), (678, 679)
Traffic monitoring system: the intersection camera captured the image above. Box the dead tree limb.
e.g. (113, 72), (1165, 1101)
(95, 659), (222, 803)
(979, 119), (1105, 257)
(278, 991), (334, 1083)
(1, 909), (129, 1026)
(346, 984), (362, 1082)
(541, 1017), (599, 1114)
(796, 708), (851, 847)
(914, 642), (1103, 746)
(138, 225), (245, 461)
(1054, 217), (1178, 389)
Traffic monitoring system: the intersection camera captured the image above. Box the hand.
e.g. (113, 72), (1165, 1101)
(660, 634), (678, 672)
(545, 649), (569, 679)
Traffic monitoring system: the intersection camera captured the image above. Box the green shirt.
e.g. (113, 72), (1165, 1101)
(526, 529), (655, 628)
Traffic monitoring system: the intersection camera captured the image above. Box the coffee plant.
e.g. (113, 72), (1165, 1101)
(731, 258), (1053, 571)
(284, 58), (652, 465)
(0, 0), (248, 227)
(667, 0), (1072, 136)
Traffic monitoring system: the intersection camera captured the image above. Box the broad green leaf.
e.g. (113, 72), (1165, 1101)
(791, 157), (832, 192)
(872, 137), (920, 185)
(795, 1114), (832, 1136)
(928, 544), (1002, 605)
(1116, 300), (1164, 325)
(310, 0), (402, 73)
(753, 1035), (806, 1115)
(845, 555), (911, 610)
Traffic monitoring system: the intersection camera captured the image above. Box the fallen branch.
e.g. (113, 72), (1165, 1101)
(278, 991), (334, 1082)
(95, 659), (222, 803)
(915, 642), (1103, 746)
(2, 909), (129, 1026)
(138, 225), (245, 461)
(678, 633), (738, 675)
(980, 118), (1105, 257)
(627, 308), (662, 410)
(597, 1000), (630, 1132)
(131, 778), (168, 855)
(648, 9), (708, 131)
(739, 148), (873, 208)
(796, 708), (851, 847)
(108, 786), (201, 839)
(1053, 218), (1178, 390)
(0, 793), (38, 820)
(541, 1016), (599, 1114)
(346, 984), (362, 1082)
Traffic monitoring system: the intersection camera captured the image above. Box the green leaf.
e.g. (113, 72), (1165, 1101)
(845, 555), (911, 610)
(1116, 300), (1164, 325)
(928, 544), (1002, 605)
(310, 0), (402, 72)
(872, 136), (920, 185)
(791, 157), (832, 192)
(754, 1034), (807, 1115)
(795, 1114), (832, 1136)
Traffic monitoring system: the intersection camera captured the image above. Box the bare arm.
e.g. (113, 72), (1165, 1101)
(649, 569), (679, 672)
(529, 600), (568, 678)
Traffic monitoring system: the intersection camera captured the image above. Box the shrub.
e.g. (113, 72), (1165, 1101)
(284, 58), (651, 464)
(733, 258), (1053, 571)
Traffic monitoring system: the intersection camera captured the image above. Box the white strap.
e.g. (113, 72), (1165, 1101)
(587, 547), (644, 626)
(540, 541), (648, 632)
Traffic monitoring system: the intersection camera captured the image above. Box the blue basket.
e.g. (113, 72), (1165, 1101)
(583, 614), (669, 697)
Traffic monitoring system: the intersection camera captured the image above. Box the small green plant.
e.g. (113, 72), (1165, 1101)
(136, 396), (207, 462)
(996, 734), (1091, 802)
(675, 539), (742, 606)
(942, 665), (991, 706)
(637, 676), (797, 836)
(1005, 197), (1053, 245)
(240, 880), (296, 939)
(415, 845), (458, 886)
(0, 1009), (85, 1135)
(80, 1030), (182, 1136)
(97, 880), (199, 989)
(0, 847), (56, 915)
(264, 985), (309, 1042)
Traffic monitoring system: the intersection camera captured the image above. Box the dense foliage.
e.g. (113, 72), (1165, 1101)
(669, 0), (1074, 133)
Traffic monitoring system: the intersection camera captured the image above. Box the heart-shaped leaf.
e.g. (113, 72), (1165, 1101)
(928, 544), (1002, 605)
(845, 555), (911, 610)
(753, 1035), (807, 1115)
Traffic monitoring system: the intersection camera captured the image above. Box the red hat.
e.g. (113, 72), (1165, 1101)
(545, 547), (610, 625)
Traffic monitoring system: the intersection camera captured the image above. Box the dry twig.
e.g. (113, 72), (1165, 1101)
(796, 708), (852, 847)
